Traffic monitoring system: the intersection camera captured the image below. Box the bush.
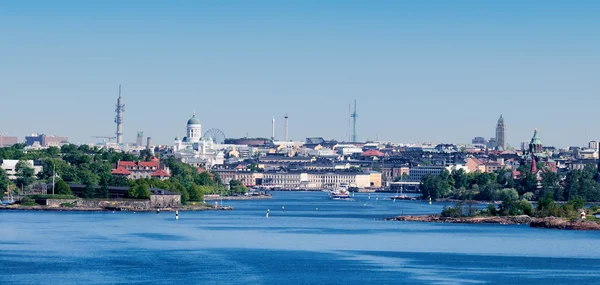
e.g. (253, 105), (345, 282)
(511, 199), (534, 216)
(20, 197), (39, 206)
(60, 202), (75, 208)
(441, 202), (465, 218)
(479, 204), (498, 216)
(521, 192), (534, 201)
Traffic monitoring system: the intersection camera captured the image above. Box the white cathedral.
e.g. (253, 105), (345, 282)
(172, 113), (224, 168)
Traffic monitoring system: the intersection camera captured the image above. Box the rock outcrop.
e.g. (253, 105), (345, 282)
(387, 215), (600, 230)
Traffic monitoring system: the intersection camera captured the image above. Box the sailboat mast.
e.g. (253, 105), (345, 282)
(52, 163), (55, 195)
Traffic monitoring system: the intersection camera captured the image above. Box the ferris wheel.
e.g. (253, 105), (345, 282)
(203, 128), (226, 144)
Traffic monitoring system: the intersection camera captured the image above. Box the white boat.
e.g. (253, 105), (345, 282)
(328, 184), (352, 200)
(390, 183), (415, 201)
(2, 183), (15, 205)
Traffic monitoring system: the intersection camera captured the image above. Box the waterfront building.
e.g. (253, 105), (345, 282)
(495, 115), (506, 150)
(216, 170), (263, 187)
(0, 135), (18, 147)
(171, 113), (225, 168)
(380, 166), (409, 182)
(408, 166), (445, 182)
(25, 134), (68, 147)
(216, 169), (375, 190)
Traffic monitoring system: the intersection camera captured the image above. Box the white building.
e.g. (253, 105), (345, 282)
(0, 160), (42, 180)
(172, 113), (225, 168)
(262, 171), (371, 189)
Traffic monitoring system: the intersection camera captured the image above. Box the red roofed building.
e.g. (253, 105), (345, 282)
(361, 150), (384, 157)
(112, 160), (170, 180)
(151, 169), (170, 180)
(111, 167), (131, 176)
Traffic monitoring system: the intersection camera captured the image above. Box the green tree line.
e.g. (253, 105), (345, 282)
(420, 164), (600, 202)
(0, 144), (243, 203)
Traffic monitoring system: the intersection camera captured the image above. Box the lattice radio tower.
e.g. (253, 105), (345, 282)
(351, 100), (358, 142)
(114, 85), (125, 144)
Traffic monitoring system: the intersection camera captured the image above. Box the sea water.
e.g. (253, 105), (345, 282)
(2, 192), (600, 284)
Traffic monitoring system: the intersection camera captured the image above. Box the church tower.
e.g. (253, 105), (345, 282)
(186, 112), (202, 143)
(495, 115), (506, 150)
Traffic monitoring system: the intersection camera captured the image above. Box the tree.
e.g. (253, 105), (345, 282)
(128, 182), (150, 199)
(15, 160), (35, 189)
(0, 168), (12, 195)
(195, 172), (214, 186)
(188, 184), (203, 202)
(54, 180), (72, 195)
(541, 170), (563, 201)
(109, 175), (129, 187)
(139, 149), (153, 161)
(517, 169), (538, 196)
(83, 181), (95, 198)
(46, 146), (60, 158)
(420, 174), (449, 200)
(97, 176), (110, 198)
(229, 179), (248, 194)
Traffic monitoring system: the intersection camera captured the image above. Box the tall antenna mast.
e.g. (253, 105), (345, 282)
(271, 117), (275, 141)
(284, 113), (289, 141)
(115, 85), (125, 144)
(351, 100), (358, 142)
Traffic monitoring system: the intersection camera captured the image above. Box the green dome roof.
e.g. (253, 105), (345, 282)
(187, 114), (201, 125)
(530, 129), (542, 145)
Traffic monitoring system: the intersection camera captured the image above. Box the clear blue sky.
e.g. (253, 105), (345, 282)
(0, 1), (598, 147)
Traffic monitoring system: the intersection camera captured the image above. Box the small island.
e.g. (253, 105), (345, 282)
(387, 194), (600, 231)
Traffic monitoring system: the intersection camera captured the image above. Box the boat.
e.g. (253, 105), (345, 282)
(328, 184), (352, 200)
(390, 180), (416, 201)
(2, 183), (15, 205)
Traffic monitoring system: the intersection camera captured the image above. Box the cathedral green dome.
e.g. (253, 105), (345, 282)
(530, 129), (542, 145)
(187, 114), (201, 125)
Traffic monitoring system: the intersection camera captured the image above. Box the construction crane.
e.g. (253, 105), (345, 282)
(92, 136), (117, 143)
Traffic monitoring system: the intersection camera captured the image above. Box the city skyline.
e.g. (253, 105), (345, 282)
(1, 1), (599, 147)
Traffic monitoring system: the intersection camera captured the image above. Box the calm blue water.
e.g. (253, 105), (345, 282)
(2, 192), (600, 284)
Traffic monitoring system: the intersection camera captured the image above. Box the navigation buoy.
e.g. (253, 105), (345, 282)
(266, 209), (270, 218)
(316, 208), (318, 211)
(157, 208), (160, 215)
(282, 206), (285, 212)
(176, 210), (179, 220)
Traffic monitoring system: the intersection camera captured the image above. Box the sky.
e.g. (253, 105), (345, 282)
(0, 0), (598, 148)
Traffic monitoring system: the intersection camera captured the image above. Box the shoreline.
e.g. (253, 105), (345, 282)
(385, 215), (600, 230)
(203, 195), (272, 201)
(0, 205), (234, 212)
